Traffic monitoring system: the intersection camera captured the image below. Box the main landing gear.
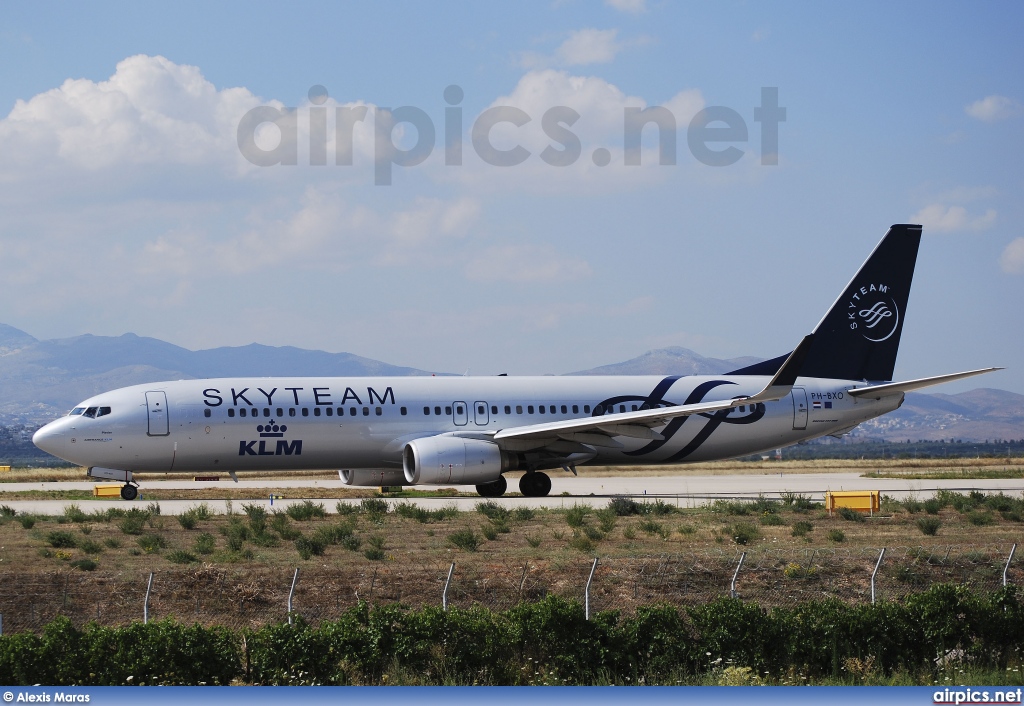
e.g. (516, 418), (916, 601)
(519, 471), (552, 498)
(476, 476), (507, 497)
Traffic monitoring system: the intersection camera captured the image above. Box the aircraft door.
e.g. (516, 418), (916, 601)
(146, 391), (170, 436)
(791, 387), (808, 430)
(474, 401), (489, 426)
(453, 401), (468, 426)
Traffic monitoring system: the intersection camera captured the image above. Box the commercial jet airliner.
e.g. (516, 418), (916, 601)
(33, 225), (1000, 500)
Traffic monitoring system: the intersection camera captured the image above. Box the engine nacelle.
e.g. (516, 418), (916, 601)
(339, 469), (409, 487)
(403, 436), (518, 485)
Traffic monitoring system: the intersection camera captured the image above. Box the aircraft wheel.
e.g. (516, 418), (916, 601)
(476, 476), (507, 497)
(533, 472), (552, 497)
(120, 484), (138, 501)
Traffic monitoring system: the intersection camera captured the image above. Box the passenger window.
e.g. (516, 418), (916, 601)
(204, 409), (211, 418)
(620, 405), (626, 413)
(350, 407), (356, 416)
(98, 407), (112, 417)
(516, 405), (523, 414)
(326, 407), (333, 417)
(302, 408), (309, 417)
(264, 408), (271, 417)
(478, 405), (485, 414)
(239, 408), (247, 418)
(595, 405), (604, 415)
(491, 405), (497, 414)
(527, 405), (534, 414)
(504, 405), (511, 414)
(456, 405), (463, 414)
(445, 406), (452, 415)
(631, 405), (637, 411)
(289, 408), (296, 417)
(375, 407), (382, 416)
(228, 408), (235, 418)
(539, 405), (545, 414)
(584, 405), (591, 413)
(363, 407), (369, 416)
(435, 406), (442, 415)
(314, 408), (321, 417)
(424, 406), (431, 415)
(572, 405), (579, 414)
(276, 408), (283, 417)
(401, 407), (407, 416)
(83, 407), (97, 418)
(561, 405), (567, 414)
(740, 405), (746, 413)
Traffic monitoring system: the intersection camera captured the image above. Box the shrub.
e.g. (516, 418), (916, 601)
(966, 511), (994, 526)
(359, 498), (389, 518)
(18, 516), (36, 529)
(47, 530), (78, 548)
(677, 524), (696, 535)
(923, 498), (942, 515)
(476, 501), (509, 521)
(760, 514), (785, 526)
(0, 505), (16, 517)
(916, 517), (941, 536)
(837, 506), (864, 522)
(781, 492), (817, 511)
(448, 529), (479, 552)
(564, 504), (590, 528)
(335, 501), (358, 515)
(646, 499), (677, 516)
(341, 534), (362, 552)
(118, 509), (150, 535)
(177, 513), (197, 530)
(568, 532), (595, 552)
(512, 507), (535, 521)
(103, 538), (121, 549)
(363, 534), (386, 560)
(396, 502), (459, 523)
(193, 533), (216, 555)
(525, 534), (542, 548)
(64, 504), (88, 523)
(69, 558), (97, 571)
(287, 501), (327, 521)
(79, 539), (103, 555)
(481, 524), (498, 540)
(751, 496), (779, 515)
(638, 518), (668, 538)
(224, 519), (249, 551)
(827, 528), (846, 543)
(295, 535), (326, 560)
(146, 502), (161, 516)
(137, 534), (166, 553)
(167, 550), (198, 564)
(243, 503), (268, 533)
(901, 498), (922, 514)
(270, 511), (302, 540)
(791, 521), (813, 537)
(608, 496), (642, 516)
(595, 509), (617, 534)
(711, 500), (751, 516)
(725, 522), (759, 545)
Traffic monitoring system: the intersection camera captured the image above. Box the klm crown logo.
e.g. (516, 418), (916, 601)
(239, 419), (302, 457)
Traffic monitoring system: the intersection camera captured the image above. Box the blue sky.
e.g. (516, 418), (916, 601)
(1, 1), (1022, 392)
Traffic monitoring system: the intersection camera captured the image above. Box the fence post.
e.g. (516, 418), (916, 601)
(287, 568), (300, 625)
(871, 548), (886, 604)
(730, 552), (746, 599)
(442, 562), (455, 611)
(0, 613), (3, 636)
(1004, 544), (1017, 587)
(585, 557), (599, 620)
(143, 572), (154, 624)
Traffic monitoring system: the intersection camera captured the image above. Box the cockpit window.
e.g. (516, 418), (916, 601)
(97, 407), (112, 418)
(69, 407), (86, 416)
(83, 407), (98, 418)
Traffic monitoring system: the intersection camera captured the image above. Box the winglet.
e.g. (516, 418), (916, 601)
(847, 367), (1003, 399)
(746, 334), (814, 403)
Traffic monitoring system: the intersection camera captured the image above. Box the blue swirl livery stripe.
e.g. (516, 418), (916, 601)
(621, 379), (734, 456)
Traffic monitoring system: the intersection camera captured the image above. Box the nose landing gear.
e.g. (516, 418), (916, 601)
(120, 483), (139, 501)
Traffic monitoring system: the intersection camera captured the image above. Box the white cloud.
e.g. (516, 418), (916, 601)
(557, 29), (622, 66)
(1000, 238), (1024, 275)
(965, 95), (1022, 122)
(605, 0), (646, 13)
(464, 243), (592, 282)
(911, 204), (997, 232)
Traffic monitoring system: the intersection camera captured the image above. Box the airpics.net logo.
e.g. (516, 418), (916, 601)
(848, 282), (900, 343)
(236, 85), (786, 185)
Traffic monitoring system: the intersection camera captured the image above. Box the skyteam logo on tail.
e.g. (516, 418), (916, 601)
(847, 282), (900, 342)
(239, 420), (302, 456)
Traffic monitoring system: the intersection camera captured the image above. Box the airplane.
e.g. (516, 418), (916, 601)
(33, 224), (1000, 501)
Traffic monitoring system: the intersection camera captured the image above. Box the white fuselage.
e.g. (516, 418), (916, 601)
(32, 374), (901, 474)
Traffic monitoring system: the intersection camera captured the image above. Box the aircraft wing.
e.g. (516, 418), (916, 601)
(493, 334), (815, 446)
(846, 367), (1003, 399)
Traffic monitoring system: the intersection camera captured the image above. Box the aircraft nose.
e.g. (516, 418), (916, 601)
(33, 423), (65, 457)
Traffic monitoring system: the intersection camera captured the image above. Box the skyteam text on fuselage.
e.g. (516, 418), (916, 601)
(32, 225), (1001, 500)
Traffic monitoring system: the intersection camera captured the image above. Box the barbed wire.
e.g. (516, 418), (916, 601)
(0, 545), (1017, 633)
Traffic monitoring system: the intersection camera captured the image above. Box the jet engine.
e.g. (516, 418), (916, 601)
(403, 436), (518, 485)
(339, 469), (409, 487)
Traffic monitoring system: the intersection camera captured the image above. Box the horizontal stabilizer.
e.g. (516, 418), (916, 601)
(847, 367), (1003, 399)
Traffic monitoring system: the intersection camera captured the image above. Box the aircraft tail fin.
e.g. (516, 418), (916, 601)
(798, 224), (922, 381)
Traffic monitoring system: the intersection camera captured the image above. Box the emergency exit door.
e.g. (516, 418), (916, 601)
(791, 387), (808, 430)
(146, 391), (170, 436)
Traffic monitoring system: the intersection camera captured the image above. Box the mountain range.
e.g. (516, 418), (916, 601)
(1, 323), (1021, 441)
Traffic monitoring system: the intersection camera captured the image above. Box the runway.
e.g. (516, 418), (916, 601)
(2, 472), (1022, 516)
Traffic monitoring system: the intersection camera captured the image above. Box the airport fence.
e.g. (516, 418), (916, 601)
(0, 543), (1018, 633)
